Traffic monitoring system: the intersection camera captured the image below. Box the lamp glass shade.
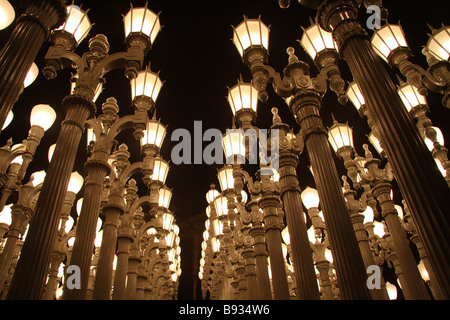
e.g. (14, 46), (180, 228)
(373, 221), (385, 237)
(162, 212), (174, 231)
(233, 17), (269, 57)
(213, 195), (228, 217)
(24, 63), (39, 88)
(2, 110), (13, 130)
(166, 231), (176, 247)
(158, 186), (172, 209)
(394, 204), (404, 220)
(55, 5), (92, 44)
(124, 6), (161, 44)
(217, 165), (234, 191)
(30, 170), (46, 187)
(30, 104), (56, 131)
(202, 230), (209, 242)
(307, 226), (316, 243)
(397, 83), (427, 112)
(418, 260), (430, 282)
(151, 157), (169, 184)
(206, 187), (219, 204)
(281, 227), (290, 245)
(0, 0), (15, 30)
(205, 206), (211, 218)
(222, 129), (245, 162)
(368, 132), (384, 155)
(328, 122), (353, 152)
(211, 237), (220, 252)
(386, 282), (397, 300)
(346, 81), (365, 111)
(0, 203), (12, 225)
(94, 230), (103, 247)
(301, 186), (320, 209)
(426, 26), (450, 61)
(48, 144), (56, 163)
(131, 69), (162, 103)
(76, 198), (83, 216)
(227, 82), (258, 115)
(371, 24), (408, 62)
(300, 23), (337, 60)
(362, 206), (374, 224)
(141, 119), (166, 148)
(67, 171), (84, 194)
(64, 216), (74, 233)
(212, 219), (224, 236)
(11, 155), (23, 165)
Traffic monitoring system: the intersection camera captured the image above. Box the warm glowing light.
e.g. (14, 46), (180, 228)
(371, 24), (408, 63)
(328, 122), (353, 152)
(233, 16), (269, 58)
(30, 104), (57, 131)
(158, 186), (172, 208)
(397, 83), (427, 112)
(0, 0), (15, 30)
(2, 110), (13, 130)
(131, 68), (163, 104)
(213, 195), (228, 217)
(151, 157), (169, 184)
(67, 171), (84, 194)
(426, 25), (450, 61)
(124, 4), (161, 45)
(301, 186), (320, 209)
(30, 170), (46, 187)
(222, 129), (246, 163)
(55, 5), (92, 45)
(141, 118), (166, 148)
(346, 81), (365, 111)
(0, 203), (12, 226)
(217, 165), (234, 191)
(24, 63), (39, 88)
(227, 81), (258, 116)
(300, 23), (337, 60)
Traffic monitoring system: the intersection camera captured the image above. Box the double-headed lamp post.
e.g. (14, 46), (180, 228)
(232, 15), (370, 299)
(7, 3), (159, 299)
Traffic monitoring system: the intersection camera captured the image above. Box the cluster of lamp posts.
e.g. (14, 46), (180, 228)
(0, 0), (450, 300)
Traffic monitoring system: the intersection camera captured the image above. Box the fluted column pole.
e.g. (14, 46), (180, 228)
(7, 91), (96, 299)
(112, 215), (134, 300)
(258, 194), (290, 300)
(0, 0), (66, 131)
(317, 0), (450, 298)
(249, 224), (272, 300)
(0, 205), (30, 293)
(277, 147), (321, 300)
(342, 181), (389, 300)
(370, 179), (430, 299)
(92, 200), (124, 299)
(125, 243), (141, 300)
(290, 91), (370, 299)
(241, 244), (258, 300)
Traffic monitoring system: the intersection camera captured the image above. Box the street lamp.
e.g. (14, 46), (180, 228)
(232, 11), (370, 299)
(8, 2), (156, 299)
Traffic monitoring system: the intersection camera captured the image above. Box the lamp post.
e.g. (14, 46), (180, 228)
(232, 15), (370, 299)
(316, 0), (450, 298)
(7, 3), (158, 299)
(0, 0), (67, 132)
(329, 120), (431, 299)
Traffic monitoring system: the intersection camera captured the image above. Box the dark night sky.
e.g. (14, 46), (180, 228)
(0, 0), (448, 300)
